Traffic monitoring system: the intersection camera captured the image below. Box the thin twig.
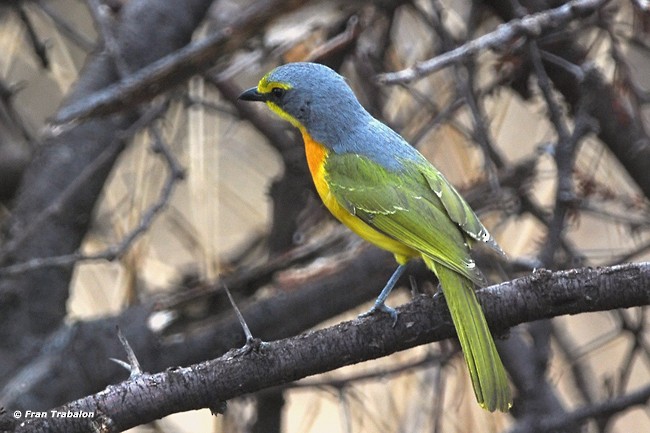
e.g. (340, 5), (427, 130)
(14, 3), (49, 68)
(86, 0), (130, 76)
(427, 0), (505, 172)
(37, 0), (96, 52)
(291, 351), (449, 389)
(518, 383), (650, 432)
(0, 0), (187, 277)
(551, 322), (598, 405)
(52, 0), (307, 124)
(0, 103), (165, 265)
(378, 0), (609, 84)
(0, 103), (181, 276)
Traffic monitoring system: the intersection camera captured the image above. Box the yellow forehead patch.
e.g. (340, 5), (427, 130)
(257, 74), (292, 93)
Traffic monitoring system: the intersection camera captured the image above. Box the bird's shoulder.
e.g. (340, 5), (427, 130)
(327, 119), (504, 256)
(324, 149), (487, 285)
(328, 118), (420, 170)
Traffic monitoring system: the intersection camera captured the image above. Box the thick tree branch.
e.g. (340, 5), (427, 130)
(0, 245), (396, 411)
(10, 262), (650, 433)
(0, 158), (591, 411)
(52, 0), (308, 124)
(0, 0), (214, 398)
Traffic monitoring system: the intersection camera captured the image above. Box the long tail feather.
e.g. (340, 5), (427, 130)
(425, 257), (512, 412)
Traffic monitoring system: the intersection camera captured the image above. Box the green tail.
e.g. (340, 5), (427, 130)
(425, 258), (512, 412)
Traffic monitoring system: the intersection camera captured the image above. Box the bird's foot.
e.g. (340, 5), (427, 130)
(359, 302), (399, 327)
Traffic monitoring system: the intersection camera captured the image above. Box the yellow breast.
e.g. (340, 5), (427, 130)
(301, 131), (418, 264)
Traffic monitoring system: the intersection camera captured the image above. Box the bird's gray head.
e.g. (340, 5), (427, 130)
(238, 62), (370, 143)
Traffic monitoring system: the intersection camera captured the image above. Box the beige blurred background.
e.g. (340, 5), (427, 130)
(0, 1), (648, 432)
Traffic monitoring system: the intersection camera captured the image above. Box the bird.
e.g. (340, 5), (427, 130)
(238, 62), (511, 412)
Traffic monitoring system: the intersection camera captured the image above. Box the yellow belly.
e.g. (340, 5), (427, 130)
(302, 132), (418, 264)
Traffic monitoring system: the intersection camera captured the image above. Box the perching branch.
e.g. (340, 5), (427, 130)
(10, 262), (650, 433)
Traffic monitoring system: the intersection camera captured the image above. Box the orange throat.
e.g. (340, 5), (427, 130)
(302, 131), (328, 179)
(301, 131), (330, 198)
(299, 130), (419, 263)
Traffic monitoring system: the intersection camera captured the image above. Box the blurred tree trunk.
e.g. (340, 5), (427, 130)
(0, 0), (214, 400)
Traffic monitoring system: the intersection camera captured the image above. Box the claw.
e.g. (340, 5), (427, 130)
(359, 302), (399, 327)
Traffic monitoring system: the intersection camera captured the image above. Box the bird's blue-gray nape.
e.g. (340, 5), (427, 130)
(268, 63), (424, 172)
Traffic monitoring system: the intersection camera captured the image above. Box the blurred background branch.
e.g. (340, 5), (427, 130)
(0, 0), (649, 432)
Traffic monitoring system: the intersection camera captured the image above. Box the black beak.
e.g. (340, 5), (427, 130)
(238, 87), (267, 102)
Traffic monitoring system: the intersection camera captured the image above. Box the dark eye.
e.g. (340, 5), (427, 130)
(271, 87), (285, 99)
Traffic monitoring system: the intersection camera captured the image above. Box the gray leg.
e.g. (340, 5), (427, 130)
(359, 264), (406, 326)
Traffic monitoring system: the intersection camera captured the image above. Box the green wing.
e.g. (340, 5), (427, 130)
(422, 165), (504, 255)
(325, 152), (495, 286)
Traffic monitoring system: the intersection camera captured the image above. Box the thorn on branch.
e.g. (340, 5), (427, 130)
(223, 284), (268, 355)
(110, 326), (143, 379)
